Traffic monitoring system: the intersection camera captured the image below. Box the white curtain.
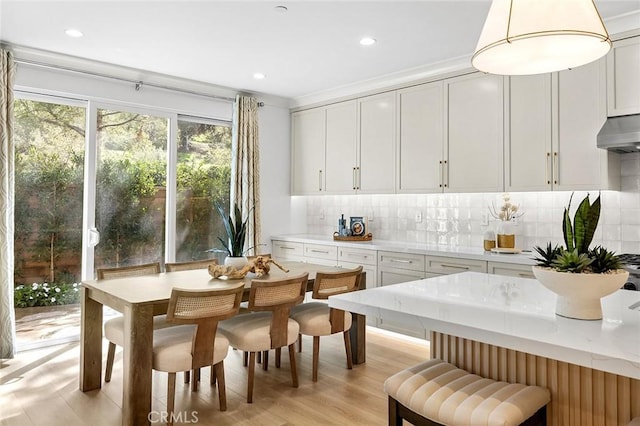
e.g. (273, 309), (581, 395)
(0, 49), (16, 359)
(230, 95), (261, 255)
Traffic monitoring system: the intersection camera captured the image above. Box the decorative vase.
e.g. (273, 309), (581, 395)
(224, 256), (248, 269)
(532, 266), (629, 320)
(496, 221), (515, 248)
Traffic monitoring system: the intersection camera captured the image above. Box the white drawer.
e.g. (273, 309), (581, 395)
(426, 255), (487, 275)
(303, 243), (338, 262)
(272, 240), (303, 259)
(378, 251), (425, 272)
(488, 261), (535, 279)
(338, 247), (377, 266)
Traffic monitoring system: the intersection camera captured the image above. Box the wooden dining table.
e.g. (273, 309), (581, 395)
(79, 261), (366, 426)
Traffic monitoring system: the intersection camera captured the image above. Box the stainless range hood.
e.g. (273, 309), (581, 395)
(597, 114), (640, 153)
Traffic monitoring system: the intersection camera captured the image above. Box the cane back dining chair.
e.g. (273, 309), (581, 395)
(152, 284), (244, 425)
(289, 266), (362, 381)
(165, 257), (218, 384)
(99, 262), (163, 382)
(218, 273), (308, 403)
(165, 258), (217, 272)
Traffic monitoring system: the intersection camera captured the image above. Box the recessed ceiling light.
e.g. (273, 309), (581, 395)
(274, 5), (288, 13)
(253, 73), (266, 80)
(65, 28), (83, 38)
(360, 37), (376, 46)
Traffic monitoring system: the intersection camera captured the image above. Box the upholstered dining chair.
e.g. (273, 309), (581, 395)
(218, 273), (308, 403)
(152, 284), (244, 425)
(165, 258), (217, 272)
(165, 257), (218, 384)
(98, 262), (163, 383)
(289, 266), (362, 381)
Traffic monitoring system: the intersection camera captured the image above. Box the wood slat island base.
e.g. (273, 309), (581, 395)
(431, 331), (640, 426)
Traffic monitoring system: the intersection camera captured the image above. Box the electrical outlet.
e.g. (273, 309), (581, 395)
(319, 209), (325, 220)
(415, 210), (422, 223)
(481, 213), (489, 226)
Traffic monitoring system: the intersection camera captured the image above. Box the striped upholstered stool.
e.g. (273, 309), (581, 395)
(384, 359), (550, 426)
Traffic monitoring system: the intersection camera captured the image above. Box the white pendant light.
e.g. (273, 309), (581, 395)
(472, 0), (611, 75)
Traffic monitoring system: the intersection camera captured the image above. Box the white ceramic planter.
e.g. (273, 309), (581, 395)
(224, 256), (248, 269)
(532, 266), (629, 320)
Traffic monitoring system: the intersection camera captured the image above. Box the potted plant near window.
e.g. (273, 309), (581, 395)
(210, 201), (253, 268)
(532, 193), (628, 320)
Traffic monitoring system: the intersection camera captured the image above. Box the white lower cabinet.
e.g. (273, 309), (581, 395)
(426, 255), (487, 275)
(272, 240), (304, 262)
(303, 243), (338, 266)
(487, 261), (535, 279)
(377, 251), (427, 338)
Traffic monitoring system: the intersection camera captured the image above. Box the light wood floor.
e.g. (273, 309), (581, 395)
(0, 327), (430, 426)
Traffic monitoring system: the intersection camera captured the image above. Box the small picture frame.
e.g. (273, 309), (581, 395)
(350, 216), (365, 236)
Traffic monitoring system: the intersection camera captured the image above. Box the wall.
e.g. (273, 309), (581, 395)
(304, 153), (640, 254)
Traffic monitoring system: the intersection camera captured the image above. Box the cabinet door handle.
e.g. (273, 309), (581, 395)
(440, 263), (470, 270)
(553, 152), (558, 185)
(443, 160), (448, 188)
(353, 167), (357, 190)
(545, 152), (551, 185)
(280, 246), (296, 250)
(518, 273), (533, 278)
(439, 160), (443, 188)
(346, 253), (368, 260)
(319, 170), (323, 191)
(390, 258), (412, 264)
(357, 167), (361, 190)
(310, 249), (329, 254)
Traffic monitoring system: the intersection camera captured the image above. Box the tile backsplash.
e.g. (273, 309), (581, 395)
(304, 153), (640, 254)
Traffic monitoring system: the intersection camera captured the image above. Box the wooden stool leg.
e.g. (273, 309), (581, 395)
(298, 333), (302, 352)
(215, 361), (227, 411)
(343, 330), (353, 369)
(191, 368), (199, 392)
(275, 348), (281, 368)
(210, 364), (216, 385)
(243, 351), (248, 366)
(184, 370), (190, 384)
(388, 396), (401, 426)
(104, 342), (116, 382)
(262, 350), (269, 371)
(288, 343), (298, 388)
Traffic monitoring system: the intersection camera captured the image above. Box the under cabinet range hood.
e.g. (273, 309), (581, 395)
(597, 114), (640, 153)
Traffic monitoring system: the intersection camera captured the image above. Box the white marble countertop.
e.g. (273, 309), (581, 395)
(271, 234), (537, 265)
(329, 271), (640, 379)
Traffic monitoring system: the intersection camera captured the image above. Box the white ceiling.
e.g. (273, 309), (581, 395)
(1, 0), (639, 102)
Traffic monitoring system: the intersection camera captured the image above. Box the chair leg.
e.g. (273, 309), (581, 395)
(275, 347), (281, 368)
(343, 330), (353, 369)
(214, 361), (227, 411)
(191, 368), (199, 392)
(312, 336), (320, 382)
(257, 351), (262, 364)
(184, 370), (190, 384)
(243, 351), (248, 367)
(288, 343), (298, 388)
(210, 365), (216, 385)
(167, 372), (176, 426)
(247, 352), (256, 403)
(105, 342), (116, 382)
(298, 333), (302, 352)
(262, 350), (269, 371)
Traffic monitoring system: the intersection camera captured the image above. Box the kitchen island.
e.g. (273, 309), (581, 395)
(329, 272), (640, 425)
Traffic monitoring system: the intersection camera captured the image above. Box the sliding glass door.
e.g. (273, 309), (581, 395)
(93, 108), (168, 270)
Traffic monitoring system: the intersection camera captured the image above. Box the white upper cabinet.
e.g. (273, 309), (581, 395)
(555, 58), (619, 191)
(445, 73), (505, 193)
(358, 92), (396, 193)
(325, 101), (358, 193)
(396, 82), (445, 193)
(505, 74), (553, 192)
(607, 36), (640, 117)
(291, 108), (325, 195)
